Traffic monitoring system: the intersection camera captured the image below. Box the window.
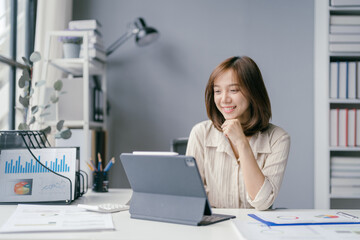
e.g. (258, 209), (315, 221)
(0, 0), (36, 130)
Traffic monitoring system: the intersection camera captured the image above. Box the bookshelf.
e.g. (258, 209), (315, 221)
(315, 0), (360, 209)
(40, 30), (107, 184)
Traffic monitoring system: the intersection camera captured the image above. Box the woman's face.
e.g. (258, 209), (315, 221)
(213, 70), (250, 123)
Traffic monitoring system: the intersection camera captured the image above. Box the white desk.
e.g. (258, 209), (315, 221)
(0, 189), (359, 240)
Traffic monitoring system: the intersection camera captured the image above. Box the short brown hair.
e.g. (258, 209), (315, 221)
(205, 56), (271, 136)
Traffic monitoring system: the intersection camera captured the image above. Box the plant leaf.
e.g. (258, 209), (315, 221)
(60, 91), (67, 95)
(28, 116), (36, 125)
(22, 69), (30, 81)
(56, 120), (65, 131)
(60, 129), (72, 139)
(31, 105), (38, 114)
(35, 80), (46, 87)
(41, 126), (51, 135)
(18, 75), (26, 88)
(19, 95), (29, 108)
(29, 51), (41, 62)
(50, 93), (59, 103)
(55, 132), (62, 139)
(18, 122), (29, 130)
(53, 80), (63, 91)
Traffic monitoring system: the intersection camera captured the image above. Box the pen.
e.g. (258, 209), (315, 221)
(337, 211), (359, 219)
(88, 158), (97, 171)
(98, 153), (103, 171)
(104, 157), (115, 172)
(86, 162), (94, 171)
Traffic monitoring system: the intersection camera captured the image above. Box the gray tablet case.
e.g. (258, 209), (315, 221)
(120, 153), (235, 226)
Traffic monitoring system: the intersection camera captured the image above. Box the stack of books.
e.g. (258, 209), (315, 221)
(331, 156), (360, 197)
(329, 61), (360, 99)
(68, 19), (107, 62)
(331, 0), (360, 7)
(329, 15), (360, 52)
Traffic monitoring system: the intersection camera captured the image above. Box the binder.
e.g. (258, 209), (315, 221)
(248, 211), (360, 226)
(0, 131), (87, 204)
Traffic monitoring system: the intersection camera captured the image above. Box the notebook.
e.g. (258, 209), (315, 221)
(120, 153), (236, 226)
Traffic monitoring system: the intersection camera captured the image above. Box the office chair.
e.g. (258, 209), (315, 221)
(171, 137), (188, 155)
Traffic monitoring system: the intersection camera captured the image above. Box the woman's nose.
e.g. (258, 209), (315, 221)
(221, 92), (231, 103)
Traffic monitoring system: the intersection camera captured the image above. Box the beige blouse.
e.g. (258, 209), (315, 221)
(186, 120), (290, 210)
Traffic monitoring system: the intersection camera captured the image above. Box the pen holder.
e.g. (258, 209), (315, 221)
(92, 171), (109, 192)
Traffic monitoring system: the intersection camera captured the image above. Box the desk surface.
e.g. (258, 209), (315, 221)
(0, 189), (359, 240)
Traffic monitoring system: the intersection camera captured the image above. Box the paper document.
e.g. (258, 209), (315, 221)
(233, 219), (360, 240)
(0, 204), (114, 233)
(248, 210), (360, 226)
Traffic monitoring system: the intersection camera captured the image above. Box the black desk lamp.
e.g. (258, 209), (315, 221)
(106, 17), (159, 56)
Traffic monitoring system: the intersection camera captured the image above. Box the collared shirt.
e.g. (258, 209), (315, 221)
(186, 120), (290, 210)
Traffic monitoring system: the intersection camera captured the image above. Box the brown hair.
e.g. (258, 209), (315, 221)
(205, 56), (271, 136)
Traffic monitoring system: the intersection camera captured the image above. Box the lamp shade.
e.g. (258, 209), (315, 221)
(106, 17), (159, 56)
(134, 18), (159, 47)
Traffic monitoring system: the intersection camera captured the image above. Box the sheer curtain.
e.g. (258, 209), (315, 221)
(31, 0), (72, 130)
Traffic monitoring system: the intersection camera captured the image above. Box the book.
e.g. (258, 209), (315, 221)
(330, 109), (339, 147)
(348, 62), (356, 99)
(68, 19), (102, 31)
(330, 62), (338, 99)
(357, 109), (360, 146)
(330, 15), (360, 25)
(329, 34), (360, 43)
(80, 48), (107, 62)
(331, 165), (360, 171)
(338, 62), (347, 99)
(331, 177), (360, 186)
(330, 25), (360, 34)
(331, 186), (360, 195)
(358, 62), (360, 99)
(330, 43), (360, 52)
(332, 171), (360, 177)
(339, 109), (347, 146)
(331, 0), (360, 6)
(81, 42), (105, 51)
(348, 109), (356, 146)
(331, 156), (360, 165)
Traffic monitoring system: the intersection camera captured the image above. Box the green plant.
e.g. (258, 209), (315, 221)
(59, 36), (83, 44)
(17, 51), (72, 139)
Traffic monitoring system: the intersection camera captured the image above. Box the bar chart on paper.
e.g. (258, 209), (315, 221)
(4, 155), (70, 174)
(0, 148), (77, 202)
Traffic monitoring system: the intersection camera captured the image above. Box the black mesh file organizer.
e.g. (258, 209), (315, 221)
(0, 130), (87, 204)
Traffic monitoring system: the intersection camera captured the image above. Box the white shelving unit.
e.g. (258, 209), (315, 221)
(40, 30), (107, 182)
(315, 0), (360, 209)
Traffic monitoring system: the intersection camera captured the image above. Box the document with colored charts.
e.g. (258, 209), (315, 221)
(248, 210), (360, 226)
(232, 219), (360, 240)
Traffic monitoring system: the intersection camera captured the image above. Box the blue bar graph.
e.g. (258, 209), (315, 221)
(4, 155), (70, 174)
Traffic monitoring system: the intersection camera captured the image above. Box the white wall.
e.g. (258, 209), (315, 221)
(73, 0), (314, 208)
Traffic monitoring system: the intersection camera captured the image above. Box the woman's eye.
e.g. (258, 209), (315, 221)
(230, 89), (239, 93)
(214, 90), (221, 94)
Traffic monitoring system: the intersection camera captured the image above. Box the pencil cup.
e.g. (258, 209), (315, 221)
(92, 171), (109, 192)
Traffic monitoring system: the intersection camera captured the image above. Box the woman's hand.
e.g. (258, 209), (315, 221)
(221, 119), (246, 145)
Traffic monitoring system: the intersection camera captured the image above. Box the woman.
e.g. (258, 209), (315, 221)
(186, 56), (290, 210)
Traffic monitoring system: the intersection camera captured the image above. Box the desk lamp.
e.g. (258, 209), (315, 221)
(106, 17), (159, 56)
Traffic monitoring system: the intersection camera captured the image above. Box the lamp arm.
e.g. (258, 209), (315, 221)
(106, 29), (138, 56)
